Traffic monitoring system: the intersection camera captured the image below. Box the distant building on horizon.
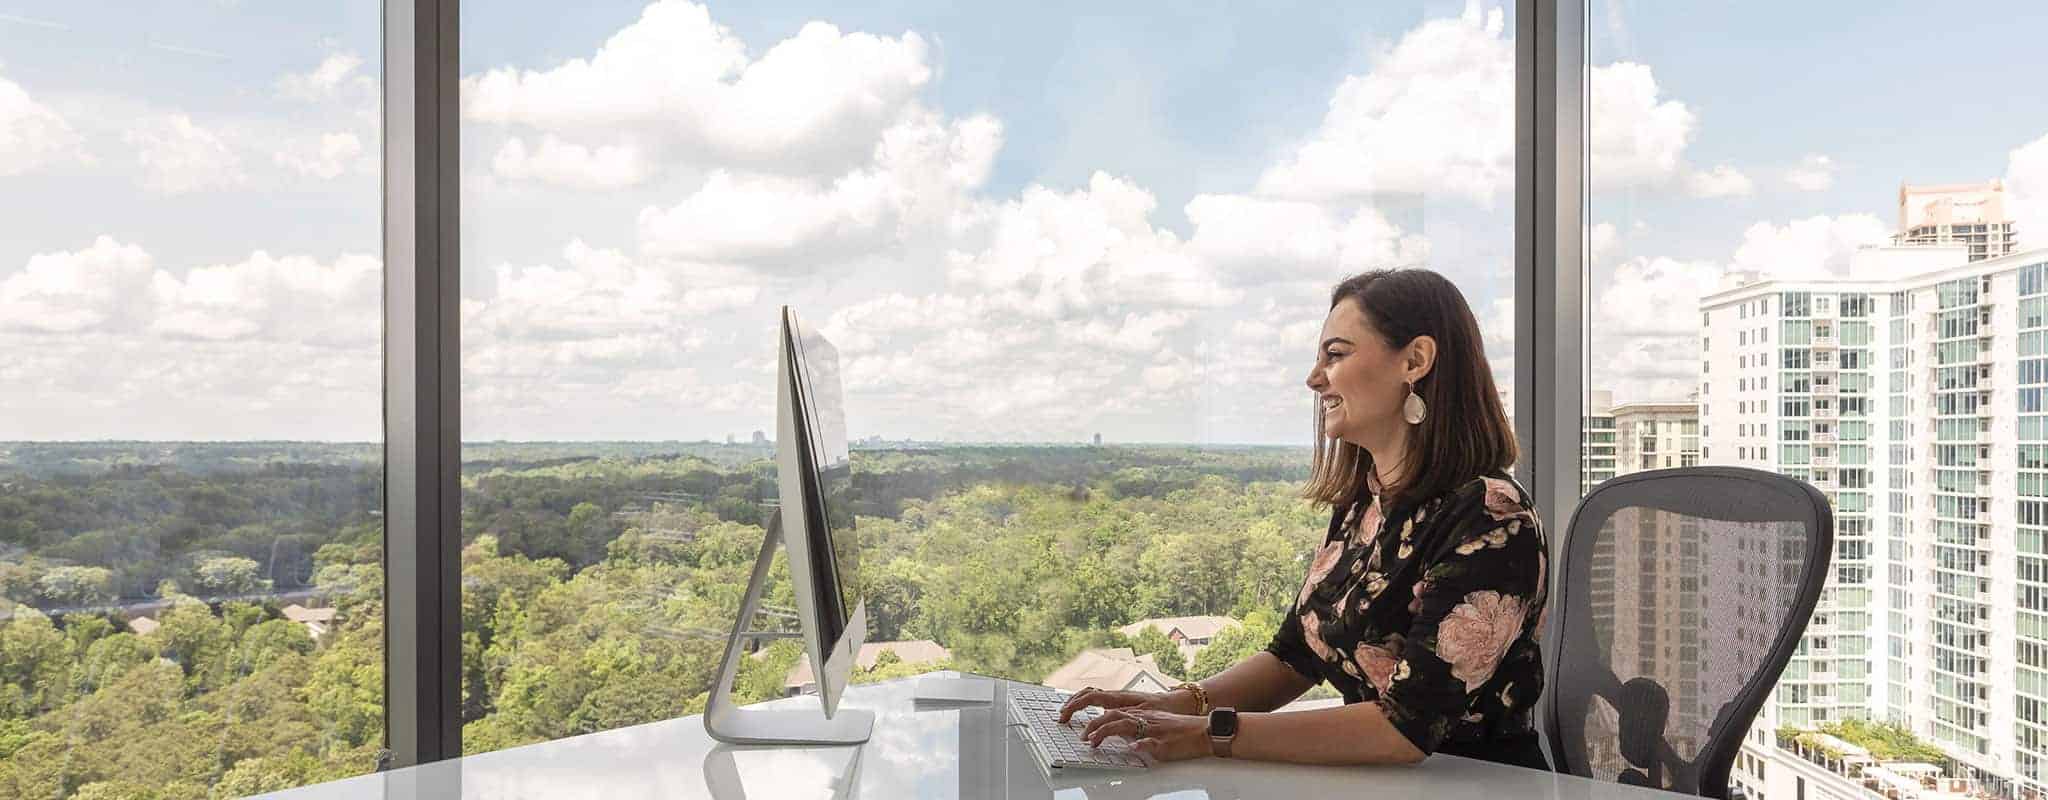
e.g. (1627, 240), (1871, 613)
(751, 430), (766, 445)
(1092, 432), (1102, 446)
(1894, 180), (2019, 262)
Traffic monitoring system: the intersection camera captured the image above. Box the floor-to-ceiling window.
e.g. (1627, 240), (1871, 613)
(1583, 2), (2048, 798)
(454, 0), (1518, 754)
(0, 4), (385, 796)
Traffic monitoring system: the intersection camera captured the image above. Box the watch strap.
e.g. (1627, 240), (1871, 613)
(1208, 707), (1238, 758)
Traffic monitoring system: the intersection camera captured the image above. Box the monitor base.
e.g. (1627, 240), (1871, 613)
(703, 510), (875, 746)
(704, 707), (875, 746)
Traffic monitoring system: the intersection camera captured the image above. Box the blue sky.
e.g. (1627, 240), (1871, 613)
(2, 1), (2044, 442)
(1590, 0), (2048, 261)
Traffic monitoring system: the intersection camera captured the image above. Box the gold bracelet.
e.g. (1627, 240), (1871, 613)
(1173, 682), (1211, 716)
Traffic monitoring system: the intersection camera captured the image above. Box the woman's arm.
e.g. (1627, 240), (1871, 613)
(1081, 685), (1425, 765)
(1193, 651), (1318, 713)
(1233, 701), (1425, 765)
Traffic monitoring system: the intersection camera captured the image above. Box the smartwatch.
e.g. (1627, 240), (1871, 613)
(1208, 707), (1239, 758)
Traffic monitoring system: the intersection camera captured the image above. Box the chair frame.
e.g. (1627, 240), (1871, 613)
(1541, 466), (1834, 798)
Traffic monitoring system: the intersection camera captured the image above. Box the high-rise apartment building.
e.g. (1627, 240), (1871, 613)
(1612, 400), (1702, 473)
(1895, 181), (2021, 262)
(1586, 388), (1618, 494)
(1701, 244), (2048, 799)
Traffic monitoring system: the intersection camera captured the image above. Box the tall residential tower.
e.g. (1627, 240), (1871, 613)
(1702, 245), (2048, 799)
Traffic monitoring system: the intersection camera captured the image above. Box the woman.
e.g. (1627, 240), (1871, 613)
(1059, 268), (1549, 770)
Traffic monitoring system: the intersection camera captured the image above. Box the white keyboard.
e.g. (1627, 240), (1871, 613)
(1007, 688), (1150, 771)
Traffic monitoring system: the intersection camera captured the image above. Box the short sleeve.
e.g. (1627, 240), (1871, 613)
(1374, 479), (1546, 755)
(1264, 503), (1357, 683)
(1264, 608), (1324, 682)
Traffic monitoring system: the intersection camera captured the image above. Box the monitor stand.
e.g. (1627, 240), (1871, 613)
(704, 508), (875, 745)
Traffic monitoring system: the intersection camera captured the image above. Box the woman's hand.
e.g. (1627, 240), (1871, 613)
(1056, 686), (1211, 763)
(1055, 686), (1200, 723)
(1079, 707), (1211, 763)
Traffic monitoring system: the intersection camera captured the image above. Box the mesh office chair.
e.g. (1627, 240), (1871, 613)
(1542, 466), (1833, 799)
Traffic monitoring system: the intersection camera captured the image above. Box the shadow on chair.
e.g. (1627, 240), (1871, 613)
(1542, 466), (1833, 799)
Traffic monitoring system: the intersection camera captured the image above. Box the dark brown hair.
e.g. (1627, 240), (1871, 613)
(1302, 269), (1517, 512)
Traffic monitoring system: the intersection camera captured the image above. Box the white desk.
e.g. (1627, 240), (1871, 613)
(257, 672), (1676, 799)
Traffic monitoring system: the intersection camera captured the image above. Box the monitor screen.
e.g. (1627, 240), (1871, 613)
(790, 316), (858, 650)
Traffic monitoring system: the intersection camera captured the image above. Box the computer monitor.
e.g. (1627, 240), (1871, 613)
(775, 306), (867, 718)
(704, 307), (872, 745)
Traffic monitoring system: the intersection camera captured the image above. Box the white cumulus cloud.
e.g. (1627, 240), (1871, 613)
(1257, 2), (1711, 205)
(1597, 255), (1724, 337)
(1728, 214), (1889, 280)
(942, 172), (1238, 318)
(1184, 194), (1430, 283)
(637, 109), (1001, 268)
(463, 1), (935, 179)
(1684, 164), (1753, 198)
(1786, 154), (1836, 192)
(0, 236), (156, 334)
(0, 70), (85, 176)
(277, 52), (371, 101)
(2007, 134), (2048, 250)
(124, 113), (244, 194)
(1255, 2), (1514, 204)
(492, 136), (650, 189)
(151, 251), (381, 346)
(1586, 61), (1696, 188)
(273, 131), (366, 179)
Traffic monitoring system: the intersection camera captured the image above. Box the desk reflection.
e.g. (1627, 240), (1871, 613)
(256, 673), (1587, 800)
(704, 742), (865, 800)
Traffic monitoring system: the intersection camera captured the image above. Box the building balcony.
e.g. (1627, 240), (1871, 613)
(1813, 334), (1839, 348)
(1814, 406), (1839, 418)
(1814, 432), (1839, 444)
(1771, 730), (1991, 800)
(1815, 383), (1840, 395)
(1813, 455), (1837, 467)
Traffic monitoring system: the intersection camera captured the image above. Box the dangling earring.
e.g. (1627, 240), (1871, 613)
(1403, 381), (1427, 425)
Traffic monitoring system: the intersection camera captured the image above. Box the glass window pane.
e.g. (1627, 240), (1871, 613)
(460, 0), (1516, 752)
(1587, 0), (2048, 794)
(0, 4), (384, 795)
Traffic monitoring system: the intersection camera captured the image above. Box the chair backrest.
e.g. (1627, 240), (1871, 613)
(1542, 466), (1833, 799)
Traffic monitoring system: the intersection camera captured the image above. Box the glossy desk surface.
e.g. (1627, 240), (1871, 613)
(258, 672), (1675, 799)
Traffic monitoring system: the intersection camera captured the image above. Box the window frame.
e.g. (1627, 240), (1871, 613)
(372, 0), (1587, 767)
(384, 0), (464, 768)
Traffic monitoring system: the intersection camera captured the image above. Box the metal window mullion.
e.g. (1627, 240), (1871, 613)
(1518, 0), (1586, 770)
(383, 0), (461, 769)
(1514, 0), (1586, 557)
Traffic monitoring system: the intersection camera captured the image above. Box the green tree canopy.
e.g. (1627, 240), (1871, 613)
(36, 566), (113, 608)
(194, 556), (269, 597)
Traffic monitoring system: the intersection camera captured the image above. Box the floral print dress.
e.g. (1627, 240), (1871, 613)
(1265, 471), (1550, 771)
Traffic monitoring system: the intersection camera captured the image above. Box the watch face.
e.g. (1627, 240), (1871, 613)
(1210, 708), (1239, 738)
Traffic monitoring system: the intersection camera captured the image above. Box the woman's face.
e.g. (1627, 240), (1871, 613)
(1306, 298), (1412, 447)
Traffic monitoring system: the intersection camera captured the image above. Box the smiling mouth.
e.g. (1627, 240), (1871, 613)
(1321, 395), (1343, 410)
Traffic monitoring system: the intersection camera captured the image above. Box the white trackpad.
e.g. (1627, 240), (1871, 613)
(914, 677), (994, 704)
